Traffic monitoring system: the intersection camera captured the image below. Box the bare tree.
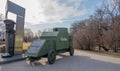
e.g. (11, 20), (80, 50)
(37, 30), (41, 38)
(0, 14), (5, 31)
(24, 28), (34, 42)
(71, 0), (120, 52)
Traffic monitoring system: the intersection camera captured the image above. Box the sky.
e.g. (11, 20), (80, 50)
(0, 0), (108, 32)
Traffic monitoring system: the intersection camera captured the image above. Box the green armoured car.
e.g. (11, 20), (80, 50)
(25, 28), (74, 64)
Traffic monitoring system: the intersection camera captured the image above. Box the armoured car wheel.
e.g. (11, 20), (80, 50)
(48, 50), (56, 64)
(69, 47), (74, 56)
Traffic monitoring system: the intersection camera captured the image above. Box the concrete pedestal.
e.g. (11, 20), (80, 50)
(0, 54), (25, 64)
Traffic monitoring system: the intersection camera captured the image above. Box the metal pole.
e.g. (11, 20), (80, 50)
(5, 0), (8, 19)
(5, 0), (8, 53)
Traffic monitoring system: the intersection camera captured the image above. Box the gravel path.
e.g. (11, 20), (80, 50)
(1, 50), (120, 71)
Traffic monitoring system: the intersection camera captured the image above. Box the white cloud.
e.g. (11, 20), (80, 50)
(37, 0), (87, 24)
(63, 0), (83, 8)
(0, 0), (88, 24)
(107, 0), (114, 4)
(0, 0), (40, 24)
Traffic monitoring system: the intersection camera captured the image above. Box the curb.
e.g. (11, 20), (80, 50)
(0, 55), (26, 65)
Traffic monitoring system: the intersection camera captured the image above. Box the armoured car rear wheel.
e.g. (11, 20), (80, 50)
(48, 50), (56, 64)
(69, 47), (74, 56)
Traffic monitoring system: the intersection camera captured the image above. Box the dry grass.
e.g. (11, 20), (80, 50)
(23, 42), (31, 50)
(0, 42), (31, 51)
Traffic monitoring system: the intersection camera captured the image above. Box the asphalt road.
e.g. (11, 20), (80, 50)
(1, 50), (120, 71)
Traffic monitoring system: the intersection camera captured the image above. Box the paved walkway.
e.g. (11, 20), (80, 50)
(1, 50), (120, 71)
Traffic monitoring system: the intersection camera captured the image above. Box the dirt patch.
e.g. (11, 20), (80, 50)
(78, 49), (120, 58)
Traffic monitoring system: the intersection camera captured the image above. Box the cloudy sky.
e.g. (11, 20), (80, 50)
(0, 0), (108, 32)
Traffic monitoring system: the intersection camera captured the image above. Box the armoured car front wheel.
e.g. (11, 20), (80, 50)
(48, 50), (56, 64)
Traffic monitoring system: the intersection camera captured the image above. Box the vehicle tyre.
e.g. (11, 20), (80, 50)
(69, 47), (74, 56)
(48, 50), (56, 64)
